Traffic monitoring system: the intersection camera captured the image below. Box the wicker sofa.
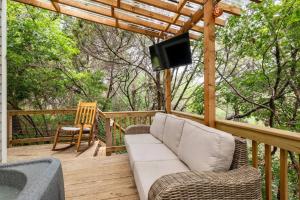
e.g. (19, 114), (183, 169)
(124, 113), (261, 200)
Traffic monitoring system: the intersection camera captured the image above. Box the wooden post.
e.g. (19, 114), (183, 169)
(252, 140), (258, 168)
(165, 69), (171, 113)
(7, 114), (12, 148)
(265, 144), (272, 200)
(203, 0), (216, 127)
(280, 149), (288, 200)
(105, 117), (112, 156)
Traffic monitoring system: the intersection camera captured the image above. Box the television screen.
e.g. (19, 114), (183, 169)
(149, 32), (192, 71)
(149, 45), (164, 71)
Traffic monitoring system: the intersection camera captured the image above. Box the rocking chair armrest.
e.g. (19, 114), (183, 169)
(148, 166), (261, 200)
(125, 125), (150, 135)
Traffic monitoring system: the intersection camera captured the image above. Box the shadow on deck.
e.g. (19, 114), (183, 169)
(8, 142), (138, 200)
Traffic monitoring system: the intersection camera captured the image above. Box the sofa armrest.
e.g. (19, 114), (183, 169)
(125, 125), (150, 135)
(149, 166), (261, 200)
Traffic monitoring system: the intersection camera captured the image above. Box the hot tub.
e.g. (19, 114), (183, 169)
(0, 158), (65, 200)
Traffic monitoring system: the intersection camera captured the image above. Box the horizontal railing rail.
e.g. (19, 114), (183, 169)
(8, 109), (77, 115)
(7, 109), (78, 146)
(171, 111), (300, 154)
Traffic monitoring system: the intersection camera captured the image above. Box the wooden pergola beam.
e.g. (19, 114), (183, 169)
(163, 0), (189, 35)
(180, 7), (204, 33)
(136, 0), (225, 27)
(179, 0), (222, 34)
(50, 0), (60, 12)
(189, 0), (241, 16)
(16, 0), (201, 39)
(136, 0), (240, 17)
(91, 0), (207, 33)
(45, 0), (201, 39)
(55, 0), (163, 31)
(14, 0), (167, 39)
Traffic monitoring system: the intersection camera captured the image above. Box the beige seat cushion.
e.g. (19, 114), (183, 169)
(162, 115), (185, 155)
(150, 113), (167, 141)
(124, 134), (161, 147)
(61, 126), (90, 132)
(127, 143), (178, 168)
(134, 159), (189, 200)
(178, 120), (235, 172)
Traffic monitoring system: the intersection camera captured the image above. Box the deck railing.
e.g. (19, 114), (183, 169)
(104, 111), (160, 155)
(7, 109), (159, 148)
(171, 111), (300, 200)
(7, 109), (300, 199)
(7, 109), (77, 146)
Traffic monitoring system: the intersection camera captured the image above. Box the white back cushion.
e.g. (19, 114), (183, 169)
(178, 120), (235, 172)
(150, 113), (167, 141)
(162, 115), (185, 155)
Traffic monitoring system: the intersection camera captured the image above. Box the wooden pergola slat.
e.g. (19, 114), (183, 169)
(136, 0), (239, 17)
(189, 0), (241, 15)
(50, 0), (60, 12)
(17, 0), (201, 39)
(15, 0), (169, 39)
(162, 0), (189, 36)
(92, 0), (206, 33)
(14, 0), (234, 40)
(136, 0), (226, 27)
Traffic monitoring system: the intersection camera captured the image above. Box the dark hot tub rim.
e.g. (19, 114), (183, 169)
(0, 157), (65, 200)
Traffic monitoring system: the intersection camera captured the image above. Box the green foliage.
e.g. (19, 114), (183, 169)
(189, 1), (300, 198)
(7, 0), (106, 109)
(188, 86), (204, 114)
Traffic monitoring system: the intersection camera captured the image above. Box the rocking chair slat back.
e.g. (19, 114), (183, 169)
(74, 102), (97, 127)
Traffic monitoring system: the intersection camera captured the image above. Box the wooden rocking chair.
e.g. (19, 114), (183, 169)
(52, 102), (97, 152)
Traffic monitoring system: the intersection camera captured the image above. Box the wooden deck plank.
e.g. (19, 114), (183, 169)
(7, 143), (139, 200)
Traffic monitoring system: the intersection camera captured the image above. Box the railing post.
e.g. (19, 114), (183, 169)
(280, 149), (288, 200)
(265, 144), (272, 200)
(7, 113), (12, 148)
(105, 117), (112, 156)
(252, 140), (258, 168)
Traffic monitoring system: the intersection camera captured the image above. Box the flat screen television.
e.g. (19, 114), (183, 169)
(149, 32), (192, 71)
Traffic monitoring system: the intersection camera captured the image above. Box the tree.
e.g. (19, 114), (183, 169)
(191, 0), (299, 198)
(8, 1), (106, 109)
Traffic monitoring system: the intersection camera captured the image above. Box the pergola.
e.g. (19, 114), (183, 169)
(14, 0), (260, 128)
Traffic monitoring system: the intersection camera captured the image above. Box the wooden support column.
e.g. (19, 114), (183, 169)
(105, 117), (112, 156)
(165, 69), (171, 113)
(280, 149), (288, 200)
(203, 0), (216, 127)
(252, 140), (258, 168)
(265, 144), (272, 200)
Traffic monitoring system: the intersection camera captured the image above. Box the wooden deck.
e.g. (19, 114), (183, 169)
(7, 142), (139, 200)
